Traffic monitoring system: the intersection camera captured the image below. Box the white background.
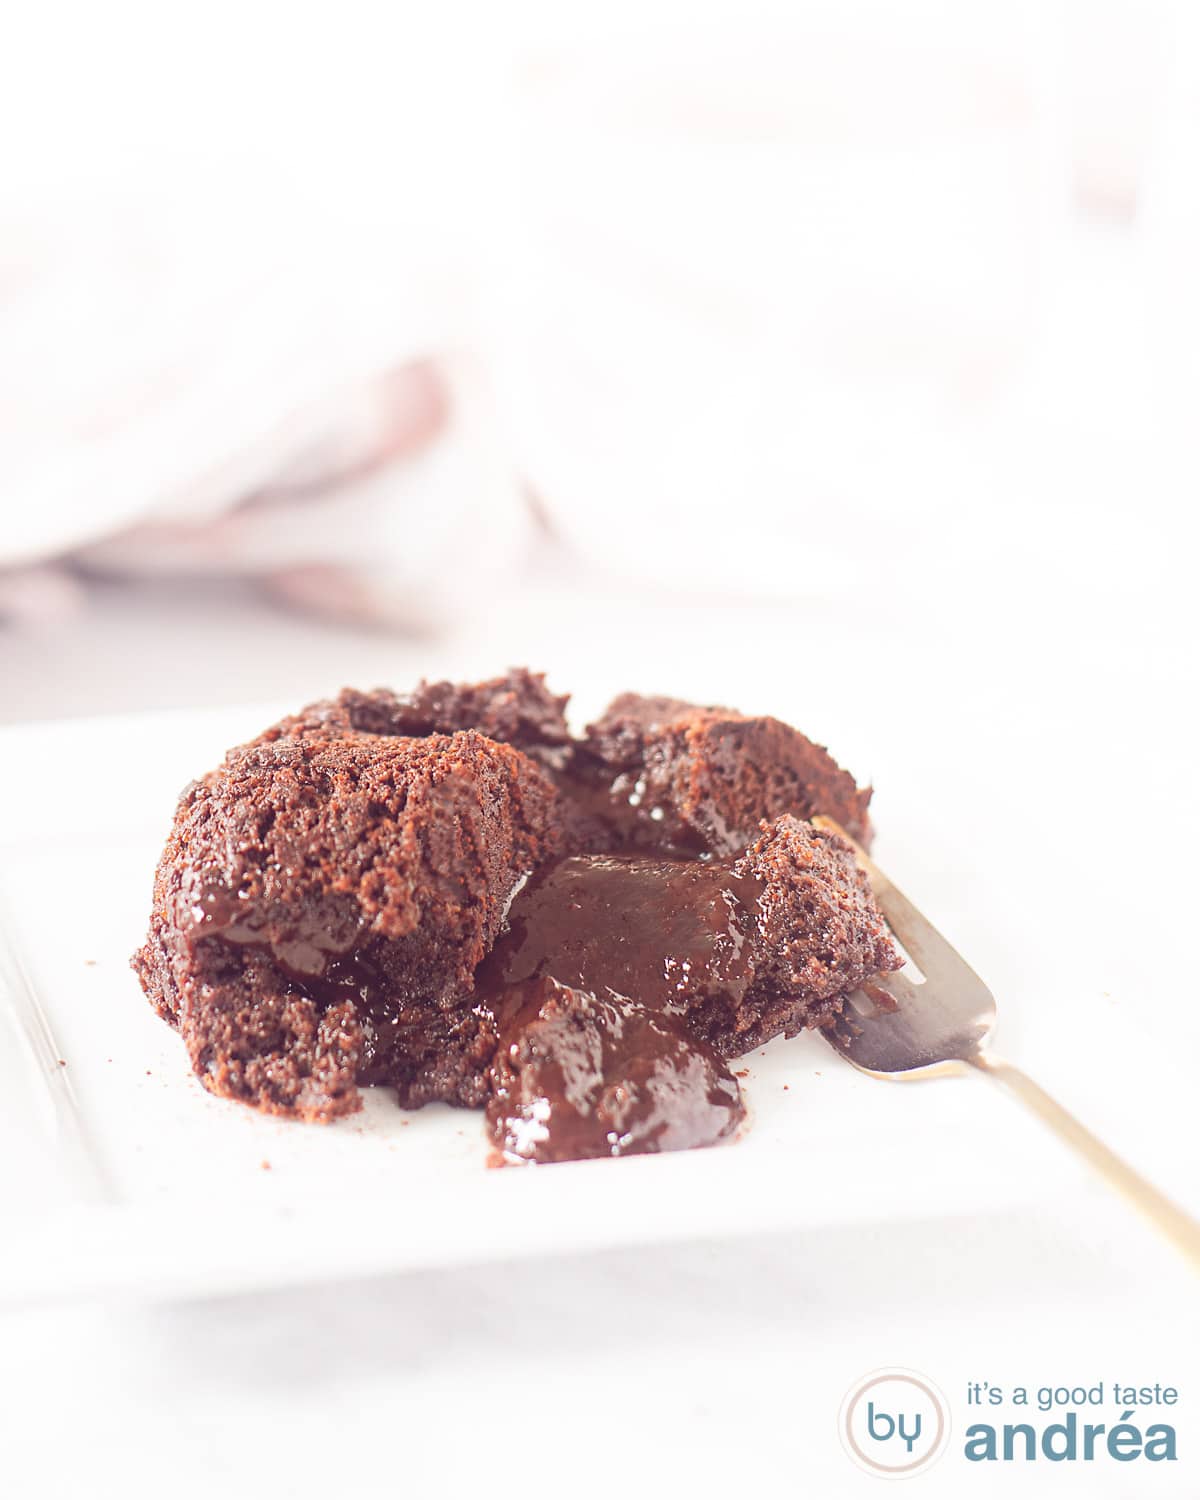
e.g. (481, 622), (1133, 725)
(1, 1), (1199, 1495)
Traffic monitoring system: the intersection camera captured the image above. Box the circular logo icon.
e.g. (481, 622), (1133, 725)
(840, 1368), (951, 1479)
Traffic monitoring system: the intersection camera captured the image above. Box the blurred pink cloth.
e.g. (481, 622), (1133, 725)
(0, 0), (1187, 625)
(0, 41), (528, 630)
(0, 312), (528, 627)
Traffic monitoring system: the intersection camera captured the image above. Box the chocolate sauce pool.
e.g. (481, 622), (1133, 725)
(485, 978), (743, 1164)
(475, 854), (761, 1162)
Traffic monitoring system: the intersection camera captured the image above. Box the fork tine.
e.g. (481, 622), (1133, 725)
(811, 816), (993, 1004)
(849, 970), (925, 1012)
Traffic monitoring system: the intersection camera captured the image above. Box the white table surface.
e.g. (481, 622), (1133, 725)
(1, 525), (1198, 1496)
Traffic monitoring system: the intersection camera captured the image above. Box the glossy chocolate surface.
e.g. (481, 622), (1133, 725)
(486, 977), (744, 1163)
(476, 854), (764, 1015)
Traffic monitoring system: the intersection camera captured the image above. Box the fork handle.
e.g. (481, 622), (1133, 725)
(965, 1049), (1200, 1271)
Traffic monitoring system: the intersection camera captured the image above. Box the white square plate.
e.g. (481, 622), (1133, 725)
(1, 703), (1194, 1303)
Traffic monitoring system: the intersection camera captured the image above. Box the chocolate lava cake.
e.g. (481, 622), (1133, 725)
(133, 670), (900, 1160)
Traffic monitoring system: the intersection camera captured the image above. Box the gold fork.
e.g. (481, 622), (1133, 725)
(813, 816), (1200, 1271)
